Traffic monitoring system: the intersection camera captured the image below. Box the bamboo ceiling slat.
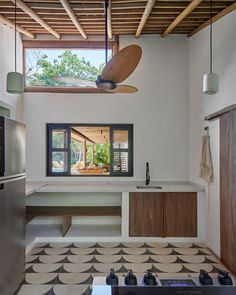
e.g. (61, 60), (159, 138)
(0, 0), (235, 37)
(0, 1), (232, 9)
(0, 7), (224, 14)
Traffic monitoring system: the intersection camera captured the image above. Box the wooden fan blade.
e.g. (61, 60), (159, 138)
(101, 45), (142, 84)
(108, 85), (138, 93)
(51, 76), (96, 87)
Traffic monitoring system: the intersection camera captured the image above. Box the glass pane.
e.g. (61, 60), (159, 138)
(52, 129), (67, 148)
(113, 130), (129, 149)
(113, 152), (128, 172)
(52, 152), (68, 173)
(25, 48), (112, 88)
(70, 137), (85, 175)
(70, 127), (110, 176)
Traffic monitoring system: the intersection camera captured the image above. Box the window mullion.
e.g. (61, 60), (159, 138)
(67, 127), (71, 175)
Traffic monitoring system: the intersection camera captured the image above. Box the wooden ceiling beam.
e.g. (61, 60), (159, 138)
(0, 7), (223, 15)
(11, 0), (60, 38)
(188, 2), (236, 37)
(59, 0), (87, 39)
(161, 0), (204, 37)
(0, 2), (229, 10)
(0, 14), (35, 38)
(135, 0), (156, 37)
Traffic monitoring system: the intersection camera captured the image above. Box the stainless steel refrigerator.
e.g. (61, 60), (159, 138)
(0, 116), (25, 295)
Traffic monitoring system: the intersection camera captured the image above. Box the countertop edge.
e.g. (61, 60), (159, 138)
(26, 181), (205, 195)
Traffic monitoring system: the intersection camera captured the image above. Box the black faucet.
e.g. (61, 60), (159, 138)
(145, 162), (150, 185)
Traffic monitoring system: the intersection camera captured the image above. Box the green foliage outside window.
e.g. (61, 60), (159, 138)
(94, 144), (110, 166)
(26, 50), (106, 86)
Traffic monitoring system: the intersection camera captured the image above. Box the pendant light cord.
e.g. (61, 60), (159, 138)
(104, 0), (108, 64)
(210, 0), (213, 73)
(14, 0), (17, 72)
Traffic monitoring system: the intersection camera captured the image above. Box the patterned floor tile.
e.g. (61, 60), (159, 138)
(68, 285), (92, 295)
(144, 242), (169, 248)
(182, 263), (214, 273)
(18, 242), (229, 295)
(67, 255), (100, 264)
(92, 248), (124, 255)
(95, 242), (121, 248)
(17, 285), (52, 295)
(120, 255), (150, 263)
(28, 248), (46, 255)
(32, 264), (63, 273)
(172, 248), (199, 255)
(49, 243), (75, 249)
(24, 273), (58, 285)
(149, 255), (177, 263)
(121, 242), (145, 248)
(50, 285), (71, 295)
(44, 249), (71, 255)
(119, 248), (147, 255)
(70, 248), (97, 255)
(57, 273), (93, 285)
(176, 255), (205, 264)
(39, 256), (67, 264)
(25, 264), (33, 270)
(170, 242), (194, 248)
(73, 243), (99, 248)
(144, 248), (173, 255)
(63, 263), (97, 273)
(26, 256), (39, 263)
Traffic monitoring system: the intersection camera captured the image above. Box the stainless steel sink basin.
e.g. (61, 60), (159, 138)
(136, 185), (162, 189)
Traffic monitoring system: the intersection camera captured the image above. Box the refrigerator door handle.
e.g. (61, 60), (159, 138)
(0, 173), (26, 182)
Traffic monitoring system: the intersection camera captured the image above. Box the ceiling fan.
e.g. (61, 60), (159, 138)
(51, 0), (142, 93)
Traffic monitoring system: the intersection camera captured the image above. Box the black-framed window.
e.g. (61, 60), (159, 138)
(47, 124), (133, 177)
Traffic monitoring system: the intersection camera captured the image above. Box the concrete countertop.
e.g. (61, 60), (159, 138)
(26, 181), (204, 196)
(26, 182), (47, 196)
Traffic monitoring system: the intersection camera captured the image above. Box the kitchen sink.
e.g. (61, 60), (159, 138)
(136, 185), (162, 189)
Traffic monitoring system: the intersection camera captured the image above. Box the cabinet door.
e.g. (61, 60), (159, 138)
(164, 192), (197, 237)
(220, 111), (236, 275)
(129, 192), (164, 237)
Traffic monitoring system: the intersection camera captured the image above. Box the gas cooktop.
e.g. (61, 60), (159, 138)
(92, 269), (236, 295)
(92, 285), (236, 295)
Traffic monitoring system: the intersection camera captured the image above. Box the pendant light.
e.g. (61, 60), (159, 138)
(6, 0), (23, 94)
(203, 0), (219, 95)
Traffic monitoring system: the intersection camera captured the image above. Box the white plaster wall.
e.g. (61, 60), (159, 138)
(0, 23), (23, 121)
(23, 35), (189, 182)
(189, 10), (236, 256)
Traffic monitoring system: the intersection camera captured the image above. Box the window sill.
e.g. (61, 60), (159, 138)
(24, 86), (112, 94)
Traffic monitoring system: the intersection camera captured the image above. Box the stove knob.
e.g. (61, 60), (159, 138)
(218, 270), (233, 285)
(125, 270), (137, 286)
(199, 270), (213, 285)
(143, 270), (157, 286)
(106, 268), (118, 286)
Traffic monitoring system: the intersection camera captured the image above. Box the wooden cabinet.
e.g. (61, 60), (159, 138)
(220, 110), (236, 275)
(164, 192), (197, 237)
(129, 192), (164, 237)
(129, 192), (197, 237)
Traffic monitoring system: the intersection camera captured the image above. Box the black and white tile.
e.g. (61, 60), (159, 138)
(18, 242), (227, 295)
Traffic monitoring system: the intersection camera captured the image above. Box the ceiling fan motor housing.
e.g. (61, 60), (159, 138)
(96, 75), (116, 90)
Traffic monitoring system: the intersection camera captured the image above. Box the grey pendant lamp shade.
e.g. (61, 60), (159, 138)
(203, 0), (219, 95)
(6, 0), (23, 94)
